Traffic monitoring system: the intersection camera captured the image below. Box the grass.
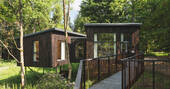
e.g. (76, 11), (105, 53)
(145, 52), (169, 57)
(0, 59), (79, 89)
(131, 71), (170, 89)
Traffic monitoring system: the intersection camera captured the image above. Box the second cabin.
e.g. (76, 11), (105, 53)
(16, 28), (86, 67)
(85, 23), (141, 59)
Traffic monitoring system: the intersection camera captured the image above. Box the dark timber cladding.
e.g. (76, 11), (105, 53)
(16, 28), (86, 67)
(85, 23), (142, 59)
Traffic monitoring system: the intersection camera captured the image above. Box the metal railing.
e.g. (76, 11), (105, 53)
(121, 53), (144, 89)
(74, 54), (126, 89)
(121, 53), (170, 89)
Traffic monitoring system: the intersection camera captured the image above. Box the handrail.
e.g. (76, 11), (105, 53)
(121, 53), (144, 89)
(74, 60), (83, 89)
(74, 54), (125, 89)
(121, 52), (144, 61)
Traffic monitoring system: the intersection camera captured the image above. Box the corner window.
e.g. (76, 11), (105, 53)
(33, 41), (39, 62)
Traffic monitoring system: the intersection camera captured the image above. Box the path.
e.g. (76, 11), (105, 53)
(89, 71), (122, 89)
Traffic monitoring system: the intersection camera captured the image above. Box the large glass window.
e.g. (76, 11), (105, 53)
(94, 33), (116, 58)
(33, 41), (39, 62)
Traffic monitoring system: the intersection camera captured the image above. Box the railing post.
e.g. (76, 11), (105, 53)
(124, 61), (127, 89)
(122, 61), (124, 89)
(98, 58), (100, 81)
(152, 61), (155, 89)
(128, 59), (131, 88)
(83, 61), (86, 89)
(116, 55), (118, 72)
(108, 56), (110, 75)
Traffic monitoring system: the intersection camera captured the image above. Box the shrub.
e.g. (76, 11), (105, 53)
(36, 73), (74, 89)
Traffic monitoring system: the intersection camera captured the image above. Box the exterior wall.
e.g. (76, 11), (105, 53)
(85, 26), (140, 59)
(51, 33), (71, 67)
(17, 32), (52, 67)
(51, 32), (86, 65)
(86, 27), (94, 59)
(70, 38), (86, 63)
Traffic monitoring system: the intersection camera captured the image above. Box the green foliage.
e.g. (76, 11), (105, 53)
(145, 52), (169, 57)
(0, 0), (63, 37)
(141, 0), (170, 52)
(36, 73), (74, 89)
(0, 60), (79, 89)
(75, 0), (170, 52)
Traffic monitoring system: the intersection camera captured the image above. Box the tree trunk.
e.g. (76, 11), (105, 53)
(63, 0), (72, 80)
(19, 0), (25, 88)
(0, 44), (2, 59)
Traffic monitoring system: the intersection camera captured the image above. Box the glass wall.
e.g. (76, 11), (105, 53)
(94, 33), (116, 58)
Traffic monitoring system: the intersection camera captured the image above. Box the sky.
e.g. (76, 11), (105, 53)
(70, 0), (82, 24)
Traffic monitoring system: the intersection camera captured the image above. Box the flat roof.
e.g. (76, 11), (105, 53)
(16, 28), (86, 39)
(85, 23), (142, 27)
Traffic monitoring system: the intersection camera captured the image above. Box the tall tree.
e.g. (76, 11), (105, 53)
(19, 0), (25, 88)
(63, 0), (72, 80)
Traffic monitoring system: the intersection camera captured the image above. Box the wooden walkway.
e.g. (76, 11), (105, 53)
(89, 71), (122, 89)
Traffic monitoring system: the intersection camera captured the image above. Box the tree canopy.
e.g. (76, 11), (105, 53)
(74, 0), (170, 52)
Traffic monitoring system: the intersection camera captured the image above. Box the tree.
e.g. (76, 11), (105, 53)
(63, 0), (72, 80)
(0, 0), (64, 88)
(75, 0), (170, 53)
(141, 0), (170, 52)
(19, 0), (25, 88)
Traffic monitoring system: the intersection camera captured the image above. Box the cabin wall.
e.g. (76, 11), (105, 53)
(86, 26), (140, 59)
(51, 33), (72, 67)
(18, 32), (52, 67)
(70, 38), (86, 63)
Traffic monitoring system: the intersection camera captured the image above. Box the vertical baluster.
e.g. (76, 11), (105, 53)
(152, 61), (155, 89)
(98, 58), (100, 81)
(108, 56), (110, 75)
(83, 60), (86, 89)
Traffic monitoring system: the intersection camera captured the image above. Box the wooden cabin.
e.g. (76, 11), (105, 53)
(16, 28), (86, 67)
(85, 23), (142, 59)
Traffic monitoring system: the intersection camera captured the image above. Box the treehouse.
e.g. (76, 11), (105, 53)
(15, 28), (86, 67)
(85, 23), (142, 59)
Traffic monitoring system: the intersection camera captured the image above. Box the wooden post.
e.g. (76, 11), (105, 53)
(98, 58), (100, 81)
(152, 61), (155, 89)
(83, 61), (86, 89)
(128, 59), (131, 88)
(122, 61), (124, 89)
(108, 56), (110, 75)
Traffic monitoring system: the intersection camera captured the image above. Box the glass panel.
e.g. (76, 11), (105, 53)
(33, 41), (39, 62)
(121, 33), (131, 53)
(94, 34), (98, 58)
(94, 33), (116, 57)
(61, 42), (65, 60)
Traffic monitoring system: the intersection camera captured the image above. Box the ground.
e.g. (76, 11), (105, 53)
(0, 59), (79, 89)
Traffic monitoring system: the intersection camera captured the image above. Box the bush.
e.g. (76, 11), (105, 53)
(36, 73), (74, 89)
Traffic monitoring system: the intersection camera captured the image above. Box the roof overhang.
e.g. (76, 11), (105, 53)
(85, 23), (142, 27)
